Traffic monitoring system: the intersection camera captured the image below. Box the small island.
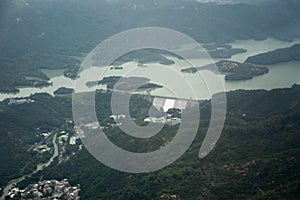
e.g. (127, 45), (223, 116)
(87, 76), (163, 92)
(93, 49), (176, 66)
(54, 87), (74, 95)
(0, 55), (80, 93)
(64, 66), (80, 79)
(181, 60), (269, 81)
(0, 80), (52, 94)
(203, 44), (247, 59)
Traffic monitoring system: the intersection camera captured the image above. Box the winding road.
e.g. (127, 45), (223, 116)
(0, 133), (58, 200)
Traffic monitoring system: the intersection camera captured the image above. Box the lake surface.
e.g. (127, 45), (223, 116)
(225, 61), (300, 91)
(230, 37), (300, 63)
(145, 59), (300, 99)
(0, 37), (300, 101)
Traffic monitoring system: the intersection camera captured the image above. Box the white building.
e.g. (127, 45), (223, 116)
(8, 98), (35, 105)
(69, 137), (77, 145)
(152, 97), (188, 112)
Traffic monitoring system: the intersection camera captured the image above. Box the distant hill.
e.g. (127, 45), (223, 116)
(1, 0), (300, 57)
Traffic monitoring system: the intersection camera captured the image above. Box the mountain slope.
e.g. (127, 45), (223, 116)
(1, 0), (300, 57)
(11, 85), (300, 199)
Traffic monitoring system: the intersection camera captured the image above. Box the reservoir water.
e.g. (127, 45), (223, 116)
(0, 38), (300, 101)
(230, 37), (300, 63)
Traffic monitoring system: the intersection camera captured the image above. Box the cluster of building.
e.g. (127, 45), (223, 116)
(110, 113), (181, 126)
(32, 133), (52, 154)
(33, 144), (51, 154)
(144, 115), (181, 125)
(109, 114), (126, 121)
(72, 96), (198, 139)
(8, 98), (35, 105)
(58, 131), (79, 145)
(142, 95), (198, 112)
(69, 136), (78, 145)
(160, 194), (180, 200)
(6, 179), (80, 200)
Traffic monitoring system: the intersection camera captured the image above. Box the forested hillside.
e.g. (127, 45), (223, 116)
(10, 85), (300, 199)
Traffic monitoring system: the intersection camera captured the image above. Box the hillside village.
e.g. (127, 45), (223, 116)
(6, 179), (80, 200)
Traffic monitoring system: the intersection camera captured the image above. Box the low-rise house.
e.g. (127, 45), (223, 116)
(8, 98), (35, 105)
